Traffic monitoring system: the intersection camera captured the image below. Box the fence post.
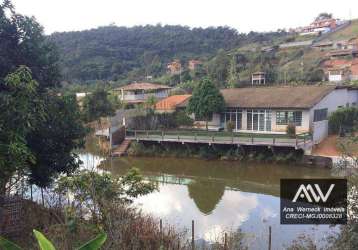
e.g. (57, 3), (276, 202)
(30, 185), (33, 201)
(191, 220), (195, 250)
(134, 130), (137, 139)
(295, 136), (298, 147)
(251, 134), (254, 144)
(273, 135), (275, 145)
(41, 188), (44, 207)
(160, 219), (163, 246)
(268, 226), (272, 250)
(231, 132), (234, 143)
(224, 232), (228, 250)
(146, 131), (149, 138)
(194, 133), (197, 141)
(162, 131), (164, 140)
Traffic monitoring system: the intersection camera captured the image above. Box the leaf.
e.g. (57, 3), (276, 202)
(0, 236), (23, 250)
(77, 233), (107, 250)
(33, 230), (56, 250)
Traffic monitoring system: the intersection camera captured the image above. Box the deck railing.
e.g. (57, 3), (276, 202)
(125, 129), (312, 147)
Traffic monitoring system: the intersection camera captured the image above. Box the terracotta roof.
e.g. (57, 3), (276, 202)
(351, 64), (358, 76)
(155, 95), (191, 110)
(220, 86), (336, 109)
(116, 82), (171, 91)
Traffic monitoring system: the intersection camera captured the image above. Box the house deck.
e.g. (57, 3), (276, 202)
(125, 130), (313, 150)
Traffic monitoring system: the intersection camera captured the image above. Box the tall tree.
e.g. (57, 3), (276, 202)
(0, 67), (44, 193)
(0, 0), (60, 89)
(187, 78), (225, 130)
(82, 88), (116, 125)
(208, 49), (230, 86)
(227, 55), (239, 88)
(26, 94), (87, 187)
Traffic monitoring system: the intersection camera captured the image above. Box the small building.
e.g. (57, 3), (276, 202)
(115, 82), (171, 104)
(155, 95), (191, 113)
(252, 72), (266, 85)
(180, 86), (358, 144)
(328, 68), (350, 82)
(188, 60), (202, 71)
(167, 60), (182, 75)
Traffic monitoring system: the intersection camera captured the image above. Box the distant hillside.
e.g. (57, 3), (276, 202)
(49, 25), (287, 83)
(322, 19), (358, 41)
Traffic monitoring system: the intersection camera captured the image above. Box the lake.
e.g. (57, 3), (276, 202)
(80, 145), (339, 249)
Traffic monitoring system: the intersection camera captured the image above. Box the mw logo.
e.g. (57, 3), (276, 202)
(292, 184), (335, 203)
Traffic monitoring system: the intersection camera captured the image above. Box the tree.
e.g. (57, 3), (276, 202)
(227, 55), (239, 88)
(0, 1), (60, 89)
(26, 94), (87, 187)
(187, 78), (225, 130)
(0, 67), (44, 193)
(208, 49), (230, 86)
(315, 13), (332, 21)
(82, 88), (116, 125)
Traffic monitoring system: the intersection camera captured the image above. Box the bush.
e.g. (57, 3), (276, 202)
(174, 110), (193, 127)
(226, 120), (235, 132)
(286, 123), (296, 138)
(329, 107), (358, 135)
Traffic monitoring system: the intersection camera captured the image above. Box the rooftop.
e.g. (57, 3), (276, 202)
(155, 95), (191, 110)
(116, 82), (171, 91)
(220, 85), (337, 109)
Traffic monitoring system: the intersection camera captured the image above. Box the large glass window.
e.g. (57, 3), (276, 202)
(247, 110), (272, 131)
(313, 108), (328, 122)
(276, 111), (302, 126)
(224, 108), (242, 130)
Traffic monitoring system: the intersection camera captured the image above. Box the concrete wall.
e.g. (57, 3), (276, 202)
(310, 88), (358, 143)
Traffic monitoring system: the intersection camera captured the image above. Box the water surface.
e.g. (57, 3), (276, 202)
(94, 156), (338, 249)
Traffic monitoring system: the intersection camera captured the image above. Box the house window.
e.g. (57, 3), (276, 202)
(247, 109), (272, 131)
(224, 108), (242, 130)
(276, 111), (302, 126)
(313, 108), (328, 122)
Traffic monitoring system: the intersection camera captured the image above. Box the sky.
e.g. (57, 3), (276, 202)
(12, 0), (357, 34)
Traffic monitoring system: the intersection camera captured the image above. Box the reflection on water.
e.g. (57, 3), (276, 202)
(92, 156), (338, 249)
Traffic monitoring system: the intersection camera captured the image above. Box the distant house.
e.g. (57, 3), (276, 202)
(167, 60), (182, 75)
(155, 95), (191, 113)
(324, 58), (358, 82)
(115, 82), (171, 104)
(188, 60), (202, 71)
(328, 69), (350, 82)
(252, 72), (266, 85)
(180, 86), (358, 143)
(297, 18), (338, 36)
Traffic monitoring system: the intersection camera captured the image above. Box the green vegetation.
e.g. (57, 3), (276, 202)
(329, 107), (358, 134)
(187, 78), (225, 129)
(0, 1), (86, 192)
(286, 123), (296, 138)
(82, 88), (116, 124)
(0, 230), (107, 250)
(127, 141), (304, 163)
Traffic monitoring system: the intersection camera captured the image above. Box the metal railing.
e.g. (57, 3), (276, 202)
(125, 129), (312, 147)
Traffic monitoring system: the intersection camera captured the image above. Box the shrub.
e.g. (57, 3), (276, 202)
(286, 123), (296, 138)
(226, 120), (235, 132)
(329, 107), (358, 135)
(174, 110), (193, 127)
